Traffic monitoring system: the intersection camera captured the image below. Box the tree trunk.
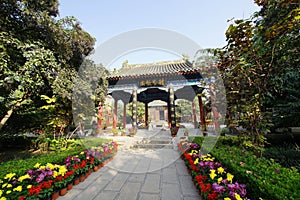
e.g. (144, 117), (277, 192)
(0, 101), (22, 131)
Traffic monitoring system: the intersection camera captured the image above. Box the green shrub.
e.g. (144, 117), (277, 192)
(211, 146), (300, 199)
(263, 143), (300, 172)
(0, 134), (35, 149)
(191, 136), (300, 199)
(0, 138), (110, 178)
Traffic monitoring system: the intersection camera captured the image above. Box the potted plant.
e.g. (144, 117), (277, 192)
(120, 128), (126, 136)
(128, 127), (137, 137)
(170, 125), (179, 137)
(184, 129), (189, 136)
(111, 128), (119, 136)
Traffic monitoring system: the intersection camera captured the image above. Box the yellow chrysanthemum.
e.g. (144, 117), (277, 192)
(227, 173), (234, 183)
(224, 198), (231, 200)
(18, 174), (30, 182)
(13, 186), (22, 192)
(0, 190), (3, 197)
(217, 167), (225, 174)
(58, 166), (67, 176)
(0, 180), (3, 184)
(34, 163), (41, 168)
(218, 177), (223, 184)
(0, 197), (7, 200)
(52, 171), (58, 178)
(209, 169), (217, 180)
(6, 190), (11, 195)
(188, 150), (198, 156)
(27, 185), (32, 189)
(202, 156), (214, 161)
(6, 184), (12, 188)
(235, 193), (242, 200)
(39, 165), (46, 170)
(194, 158), (199, 165)
(4, 173), (16, 180)
(2, 183), (7, 188)
(80, 152), (85, 155)
(46, 163), (55, 170)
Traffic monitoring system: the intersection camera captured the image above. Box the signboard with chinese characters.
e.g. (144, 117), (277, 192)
(139, 78), (166, 87)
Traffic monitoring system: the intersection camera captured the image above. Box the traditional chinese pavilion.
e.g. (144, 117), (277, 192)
(99, 58), (207, 132)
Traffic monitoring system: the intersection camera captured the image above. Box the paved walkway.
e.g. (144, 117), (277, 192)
(58, 128), (201, 200)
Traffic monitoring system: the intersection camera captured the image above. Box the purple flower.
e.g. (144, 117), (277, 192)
(192, 154), (199, 159)
(221, 179), (228, 184)
(190, 143), (199, 150)
(27, 169), (34, 176)
(214, 162), (222, 168)
(212, 183), (226, 193)
(228, 191), (236, 198)
(198, 161), (205, 168)
(46, 170), (53, 177)
(227, 183), (236, 190)
(36, 173), (45, 183)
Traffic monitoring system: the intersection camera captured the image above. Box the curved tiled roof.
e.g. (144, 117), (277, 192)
(108, 59), (197, 79)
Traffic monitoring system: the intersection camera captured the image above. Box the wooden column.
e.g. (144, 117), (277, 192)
(145, 102), (148, 128)
(198, 94), (206, 131)
(167, 101), (171, 128)
(169, 85), (176, 128)
(123, 103), (126, 129)
(192, 100), (198, 128)
(97, 102), (103, 131)
(132, 88), (137, 128)
(113, 99), (117, 129)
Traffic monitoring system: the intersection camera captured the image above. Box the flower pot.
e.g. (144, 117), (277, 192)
(51, 191), (59, 200)
(67, 183), (73, 190)
(98, 163), (104, 168)
(79, 175), (85, 182)
(73, 178), (80, 185)
(88, 169), (92, 175)
(93, 166), (99, 172)
(59, 187), (68, 196)
(121, 132), (126, 136)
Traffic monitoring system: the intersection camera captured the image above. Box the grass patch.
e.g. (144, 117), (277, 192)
(0, 137), (111, 179)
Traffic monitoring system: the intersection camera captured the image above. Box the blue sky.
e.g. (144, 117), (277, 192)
(58, 1), (260, 69)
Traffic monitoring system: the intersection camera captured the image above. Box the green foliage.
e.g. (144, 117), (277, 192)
(0, 134), (35, 149)
(211, 146), (300, 199)
(192, 137), (300, 199)
(216, 0), (300, 144)
(263, 143), (300, 172)
(0, 138), (110, 178)
(0, 0), (97, 134)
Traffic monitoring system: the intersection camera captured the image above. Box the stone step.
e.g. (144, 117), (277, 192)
(138, 139), (172, 144)
(132, 143), (174, 149)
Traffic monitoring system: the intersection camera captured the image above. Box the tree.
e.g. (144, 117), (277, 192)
(0, 0), (96, 133)
(217, 0), (300, 146)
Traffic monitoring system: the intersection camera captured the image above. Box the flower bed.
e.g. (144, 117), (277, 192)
(192, 136), (300, 199)
(178, 141), (251, 200)
(0, 141), (118, 200)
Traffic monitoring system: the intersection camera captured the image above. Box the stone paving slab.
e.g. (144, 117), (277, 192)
(58, 129), (200, 200)
(139, 193), (161, 200)
(141, 173), (161, 193)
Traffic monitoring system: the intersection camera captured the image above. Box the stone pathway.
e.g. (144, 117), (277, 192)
(58, 128), (201, 200)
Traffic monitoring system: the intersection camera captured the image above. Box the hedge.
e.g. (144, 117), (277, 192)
(192, 136), (300, 199)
